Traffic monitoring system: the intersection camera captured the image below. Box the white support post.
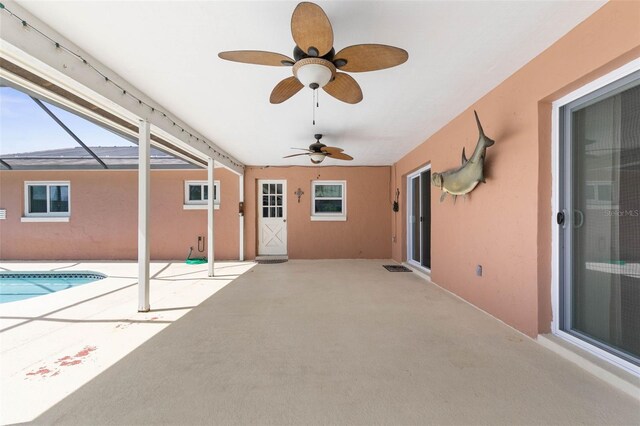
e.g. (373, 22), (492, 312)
(208, 158), (215, 276)
(138, 119), (151, 312)
(239, 173), (244, 261)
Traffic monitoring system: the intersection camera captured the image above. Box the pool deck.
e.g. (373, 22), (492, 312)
(0, 260), (255, 425)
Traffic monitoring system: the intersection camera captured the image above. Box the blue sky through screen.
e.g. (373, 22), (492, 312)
(0, 86), (134, 155)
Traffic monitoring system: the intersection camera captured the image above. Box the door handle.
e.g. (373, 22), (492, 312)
(283, 219), (287, 222)
(557, 210), (568, 229)
(573, 209), (584, 229)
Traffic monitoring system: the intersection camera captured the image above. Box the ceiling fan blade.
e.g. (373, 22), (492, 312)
(320, 146), (344, 154)
(327, 152), (353, 161)
(291, 147), (313, 151)
(334, 44), (408, 72)
(270, 76), (304, 104)
(283, 152), (310, 159)
(322, 73), (363, 104)
(291, 2), (334, 57)
(218, 50), (295, 66)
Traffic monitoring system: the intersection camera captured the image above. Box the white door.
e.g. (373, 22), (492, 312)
(258, 180), (287, 255)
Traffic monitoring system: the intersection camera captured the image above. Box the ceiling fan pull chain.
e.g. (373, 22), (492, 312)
(312, 89), (316, 125)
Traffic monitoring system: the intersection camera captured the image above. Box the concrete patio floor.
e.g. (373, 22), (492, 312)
(19, 259), (638, 425)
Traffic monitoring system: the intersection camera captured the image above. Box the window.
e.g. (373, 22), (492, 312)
(311, 181), (346, 221)
(184, 180), (220, 210)
(23, 181), (70, 222)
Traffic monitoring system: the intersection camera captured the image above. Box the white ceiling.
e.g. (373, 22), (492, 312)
(17, 1), (604, 166)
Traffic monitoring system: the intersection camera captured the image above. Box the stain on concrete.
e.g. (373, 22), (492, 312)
(26, 367), (51, 376)
(25, 346), (98, 379)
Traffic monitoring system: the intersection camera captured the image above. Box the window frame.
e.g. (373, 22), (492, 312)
(311, 180), (347, 221)
(183, 180), (220, 210)
(22, 181), (71, 222)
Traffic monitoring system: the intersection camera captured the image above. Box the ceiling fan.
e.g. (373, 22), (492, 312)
(284, 134), (353, 164)
(218, 2), (408, 104)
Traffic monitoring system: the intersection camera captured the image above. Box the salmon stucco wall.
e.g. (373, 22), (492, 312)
(244, 166), (391, 259)
(0, 168), (239, 260)
(391, 1), (640, 338)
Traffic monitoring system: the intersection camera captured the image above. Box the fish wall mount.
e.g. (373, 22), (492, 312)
(431, 110), (495, 203)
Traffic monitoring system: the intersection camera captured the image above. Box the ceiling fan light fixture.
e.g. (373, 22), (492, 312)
(293, 58), (336, 89)
(310, 152), (326, 163)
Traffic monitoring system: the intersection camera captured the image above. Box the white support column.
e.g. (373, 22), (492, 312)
(239, 173), (244, 261)
(208, 158), (215, 276)
(138, 119), (151, 312)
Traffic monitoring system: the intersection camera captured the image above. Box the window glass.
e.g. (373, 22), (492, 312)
(315, 199), (342, 213)
(203, 185), (209, 200)
(189, 185), (202, 201)
(315, 184), (342, 197)
(49, 185), (69, 212)
(29, 185), (47, 213)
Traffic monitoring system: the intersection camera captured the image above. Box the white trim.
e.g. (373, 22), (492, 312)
(183, 204), (220, 210)
(20, 216), (69, 223)
(23, 181), (71, 218)
(310, 215), (347, 222)
(311, 180), (347, 221)
(551, 58), (640, 377)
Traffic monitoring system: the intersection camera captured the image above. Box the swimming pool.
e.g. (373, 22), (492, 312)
(0, 271), (106, 303)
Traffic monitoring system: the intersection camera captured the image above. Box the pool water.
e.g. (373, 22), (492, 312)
(0, 272), (106, 303)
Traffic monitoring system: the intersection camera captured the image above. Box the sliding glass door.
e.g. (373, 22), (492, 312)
(408, 166), (431, 270)
(559, 71), (639, 366)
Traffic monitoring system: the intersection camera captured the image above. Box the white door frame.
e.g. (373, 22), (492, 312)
(407, 164), (431, 273)
(258, 179), (287, 256)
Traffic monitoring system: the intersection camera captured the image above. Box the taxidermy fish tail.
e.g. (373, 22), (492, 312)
(475, 110), (495, 147)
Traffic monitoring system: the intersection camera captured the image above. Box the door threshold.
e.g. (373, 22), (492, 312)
(255, 255), (288, 264)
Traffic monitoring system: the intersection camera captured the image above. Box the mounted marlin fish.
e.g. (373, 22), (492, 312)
(431, 110), (495, 203)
